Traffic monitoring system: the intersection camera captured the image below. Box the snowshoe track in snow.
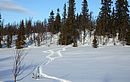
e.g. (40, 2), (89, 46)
(33, 46), (71, 82)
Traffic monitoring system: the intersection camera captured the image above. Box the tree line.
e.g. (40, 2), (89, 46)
(0, 0), (129, 49)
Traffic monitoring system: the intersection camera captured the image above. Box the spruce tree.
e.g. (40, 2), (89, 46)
(48, 10), (55, 34)
(111, 7), (117, 45)
(98, 0), (112, 35)
(6, 24), (13, 48)
(62, 3), (67, 23)
(34, 21), (45, 46)
(82, 0), (89, 20)
(16, 20), (26, 49)
(115, 0), (129, 44)
(26, 19), (32, 39)
(48, 10), (55, 43)
(7, 35), (11, 48)
(66, 0), (78, 47)
(43, 19), (48, 43)
(111, 7), (116, 37)
(81, 0), (89, 44)
(92, 36), (98, 48)
(96, 0), (112, 44)
(89, 12), (95, 37)
(75, 13), (81, 34)
(55, 8), (61, 33)
(124, 0), (130, 45)
(0, 13), (3, 48)
(59, 3), (67, 45)
(36, 34), (41, 46)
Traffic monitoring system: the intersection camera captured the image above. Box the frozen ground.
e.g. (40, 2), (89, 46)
(0, 45), (130, 82)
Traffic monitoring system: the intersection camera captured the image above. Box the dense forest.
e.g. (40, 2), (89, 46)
(0, 0), (129, 49)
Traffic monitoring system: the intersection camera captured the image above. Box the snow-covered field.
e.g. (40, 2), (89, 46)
(0, 44), (130, 82)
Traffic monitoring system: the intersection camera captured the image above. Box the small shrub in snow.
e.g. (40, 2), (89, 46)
(92, 36), (98, 48)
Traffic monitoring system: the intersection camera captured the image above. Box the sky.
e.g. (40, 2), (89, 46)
(0, 0), (129, 24)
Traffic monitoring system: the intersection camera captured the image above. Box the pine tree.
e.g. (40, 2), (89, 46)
(16, 20), (26, 49)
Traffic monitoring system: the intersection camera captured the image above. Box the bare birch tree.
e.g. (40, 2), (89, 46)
(13, 49), (27, 82)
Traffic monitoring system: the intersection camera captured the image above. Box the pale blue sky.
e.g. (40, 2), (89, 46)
(0, 0), (129, 24)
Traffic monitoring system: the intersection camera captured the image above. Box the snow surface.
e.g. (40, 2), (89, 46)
(0, 45), (130, 82)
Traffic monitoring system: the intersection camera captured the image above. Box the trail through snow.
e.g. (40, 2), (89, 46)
(33, 46), (71, 82)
